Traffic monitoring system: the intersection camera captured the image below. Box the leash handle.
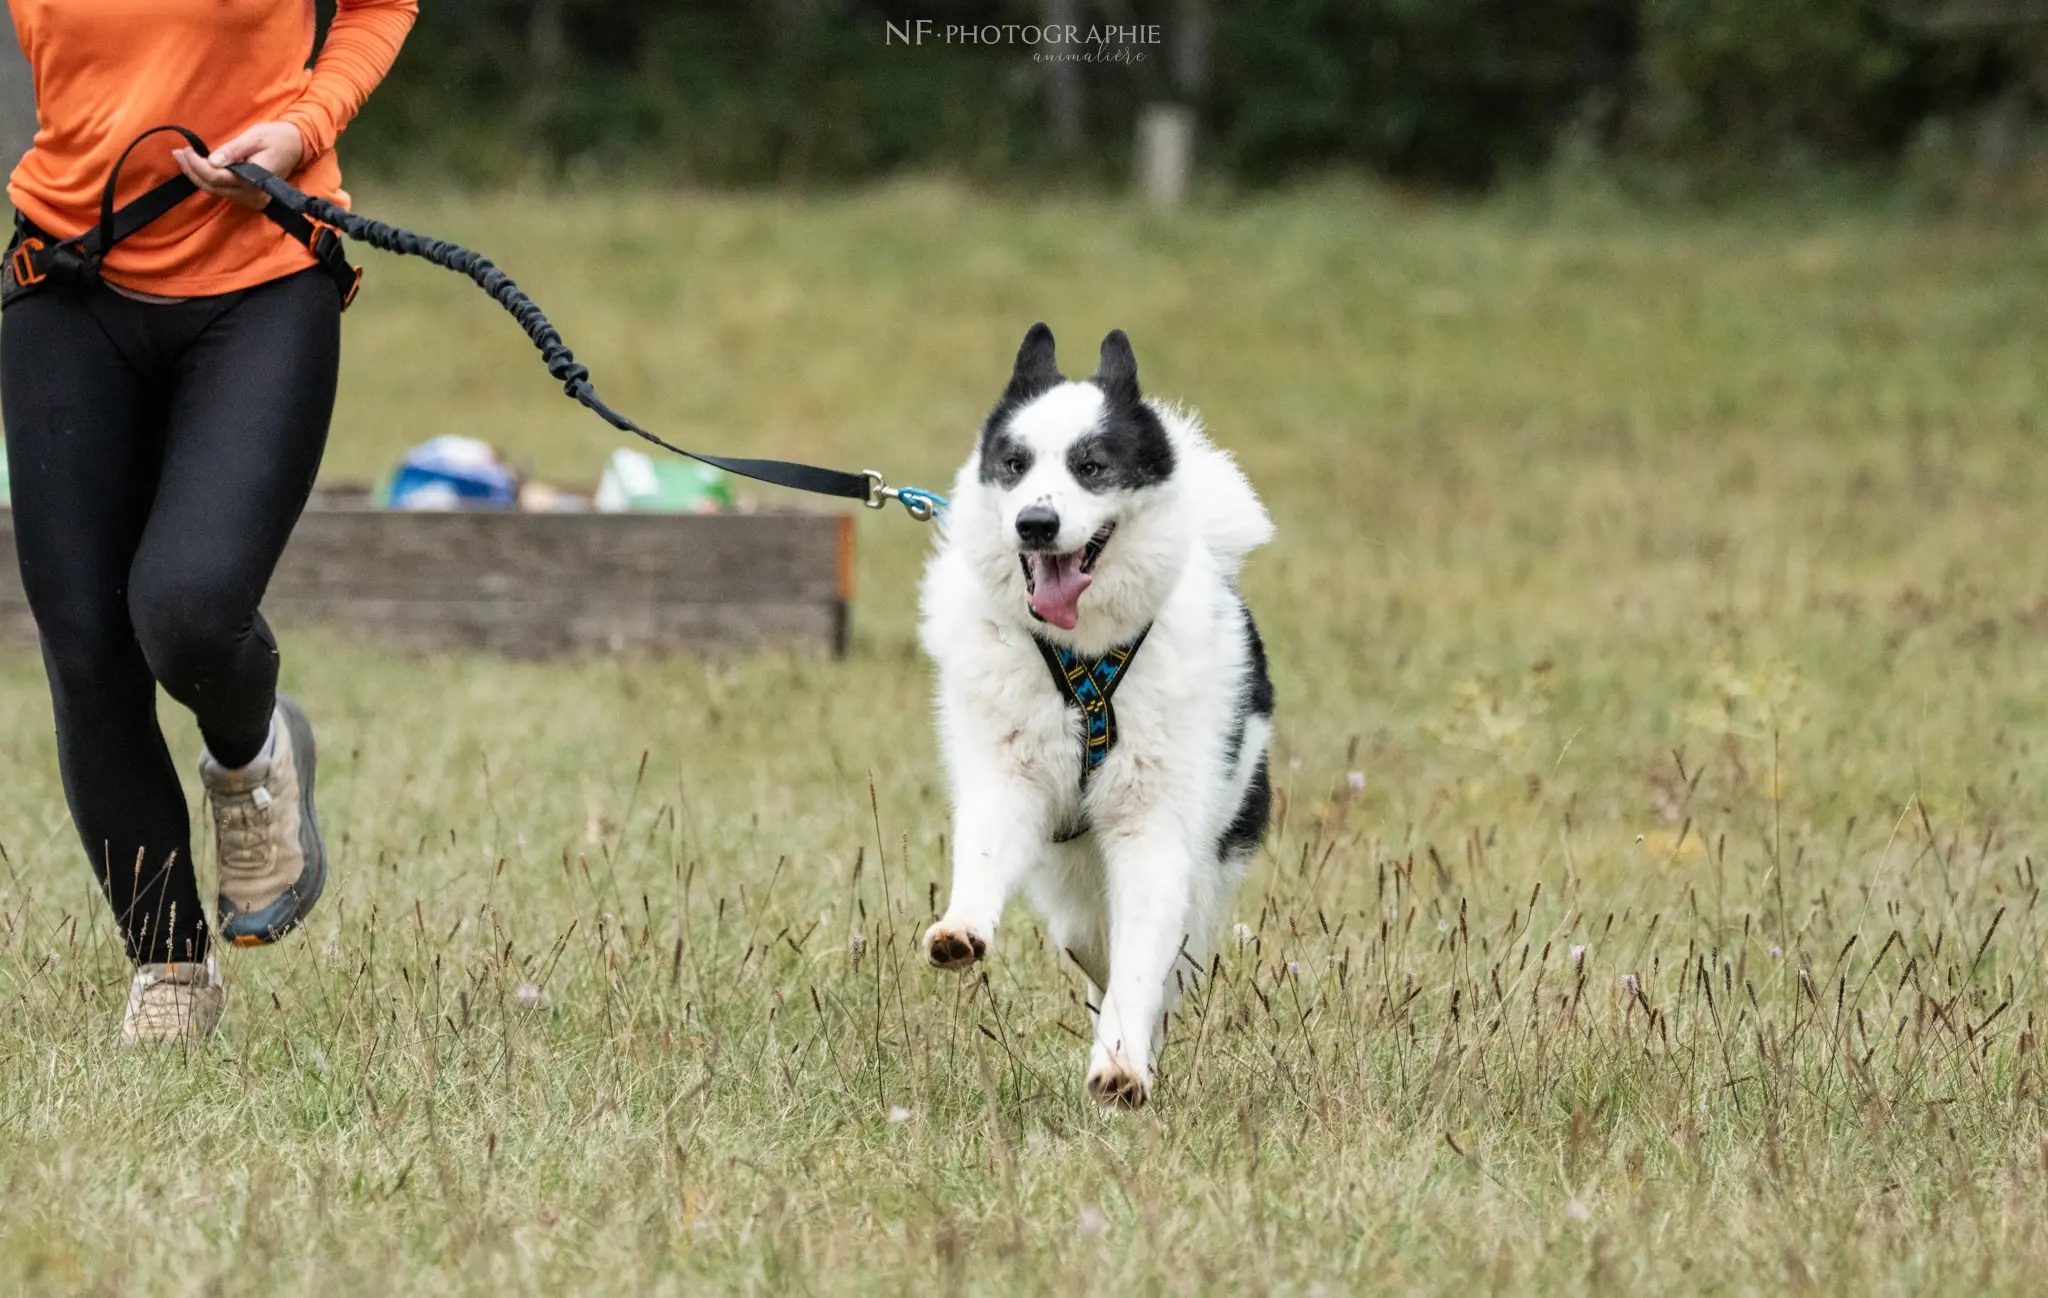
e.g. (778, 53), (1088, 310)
(227, 159), (944, 517)
(96, 126), (208, 255)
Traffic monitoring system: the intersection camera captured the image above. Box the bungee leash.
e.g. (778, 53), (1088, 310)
(2, 125), (947, 522)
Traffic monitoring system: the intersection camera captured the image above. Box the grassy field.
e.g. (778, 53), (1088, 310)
(2, 178), (2048, 1294)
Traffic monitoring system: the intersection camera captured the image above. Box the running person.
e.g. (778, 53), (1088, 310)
(3, 0), (417, 1042)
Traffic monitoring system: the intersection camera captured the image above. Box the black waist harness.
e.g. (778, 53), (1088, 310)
(1034, 627), (1149, 842)
(3, 126), (359, 311)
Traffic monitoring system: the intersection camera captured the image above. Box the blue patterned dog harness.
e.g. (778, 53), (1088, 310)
(1033, 627), (1150, 841)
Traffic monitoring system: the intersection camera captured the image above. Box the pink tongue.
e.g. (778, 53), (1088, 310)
(1030, 551), (1092, 630)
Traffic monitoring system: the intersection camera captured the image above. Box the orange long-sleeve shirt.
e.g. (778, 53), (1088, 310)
(7, 0), (417, 296)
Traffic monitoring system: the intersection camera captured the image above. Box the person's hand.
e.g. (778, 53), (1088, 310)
(172, 123), (306, 211)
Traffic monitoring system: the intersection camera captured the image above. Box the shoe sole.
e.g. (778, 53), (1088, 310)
(219, 696), (327, 946)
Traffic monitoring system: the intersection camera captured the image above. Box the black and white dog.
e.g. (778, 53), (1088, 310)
(918, 323), (1273, 1108)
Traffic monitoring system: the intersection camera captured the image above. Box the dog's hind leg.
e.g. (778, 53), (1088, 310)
(924, 775), (1052, 972)
(1155, 850), (1248, 1026)
(1026, 842), (1110, 990)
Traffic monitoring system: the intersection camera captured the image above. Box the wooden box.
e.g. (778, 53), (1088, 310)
(0, 489), (855, 659)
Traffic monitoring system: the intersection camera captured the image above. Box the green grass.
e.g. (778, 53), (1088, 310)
(4, 178), (2048, 1293)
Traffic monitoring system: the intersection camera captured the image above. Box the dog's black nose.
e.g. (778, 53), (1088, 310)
(1015, 505), (1061, 549)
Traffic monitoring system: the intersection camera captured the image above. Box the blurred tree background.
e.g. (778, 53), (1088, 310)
(321, 0), (2045, 190)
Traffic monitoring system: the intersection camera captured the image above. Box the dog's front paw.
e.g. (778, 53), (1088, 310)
(1085, 1059), (1150, 1110)
(923, 921), (988, 971)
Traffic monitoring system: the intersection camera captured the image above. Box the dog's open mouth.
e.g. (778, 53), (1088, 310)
(1019, 524), (1115, 631)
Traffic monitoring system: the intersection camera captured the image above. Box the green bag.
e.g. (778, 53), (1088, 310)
(595, 450), (734, 514)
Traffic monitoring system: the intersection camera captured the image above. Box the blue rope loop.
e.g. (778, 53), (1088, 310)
(893, 487), (949, 520)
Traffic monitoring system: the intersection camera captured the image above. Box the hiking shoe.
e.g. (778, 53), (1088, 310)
(201, 696), (326, 946)
(121, 958), (224, 1044)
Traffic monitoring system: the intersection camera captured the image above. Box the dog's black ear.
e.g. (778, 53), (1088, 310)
(1094, 329), (1141, 406)
(1004, 322), (1064, 402)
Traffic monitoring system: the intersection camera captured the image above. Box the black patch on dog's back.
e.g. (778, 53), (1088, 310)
(979, 323), (1063, 487)
(1222, 603), (1274, 768)
(1072, 329), (1174, 494)
(1218, 605), (1274, 860)
(1219, 756), (1271, 860)
(1241, 607), (1274, 716)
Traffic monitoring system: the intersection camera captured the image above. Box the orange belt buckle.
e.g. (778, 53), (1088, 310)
(10, 236), (46, 287)
(341, 263), (363, 311)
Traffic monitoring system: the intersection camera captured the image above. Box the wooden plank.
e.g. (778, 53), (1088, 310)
(264, 596), (846, 658)
(277, 511), (847, 603)
(0, 502), (851, 659)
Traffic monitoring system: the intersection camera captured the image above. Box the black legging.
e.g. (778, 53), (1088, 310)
(2, 264), (339, 965)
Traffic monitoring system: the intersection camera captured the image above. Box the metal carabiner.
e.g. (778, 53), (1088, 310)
(861, 469), (943, 522)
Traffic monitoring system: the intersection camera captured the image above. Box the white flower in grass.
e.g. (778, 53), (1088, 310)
(1570, 945), (1586, 971)
(887, 1105), (911, 1124)
(1077, 1208), (1109, 1238)
(1346, 770), (1365, 792)
(515, 982), (542, 1007)
(1769, 945), (1783, 960)
(1286, 961), (1302, 978)
(1566, 1199), (1591, 1223)
(1620, 973), (1641, 997)
(1232, 923), (1255, 947)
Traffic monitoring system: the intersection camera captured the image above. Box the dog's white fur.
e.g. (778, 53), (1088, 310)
(919, 341), (1272, 1108)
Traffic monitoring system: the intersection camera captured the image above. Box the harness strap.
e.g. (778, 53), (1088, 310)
(1035, 627), (1149, 843)
(1035, 627), (1149, 782)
